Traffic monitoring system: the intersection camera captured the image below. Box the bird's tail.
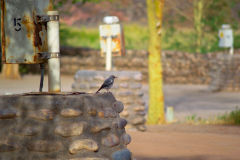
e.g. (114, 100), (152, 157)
(96, 87), (102, 93)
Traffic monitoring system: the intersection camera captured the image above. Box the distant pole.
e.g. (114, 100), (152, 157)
(106, 36), (112, 71)
(100, 16), (120, 71)
(47, 11), (61, 92)
(230, 45), (234, 55)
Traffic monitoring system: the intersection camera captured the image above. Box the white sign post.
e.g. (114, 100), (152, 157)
(99, 16), (125, 71)
(106, 36), (112, 71)
(219, 24), (234, 55)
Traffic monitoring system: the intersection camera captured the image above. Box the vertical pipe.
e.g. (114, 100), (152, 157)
(39, 63), (45, 92)
(106, 36), (112, 71)
(47, 11), (61, 92)
(230, 46), (234, 55)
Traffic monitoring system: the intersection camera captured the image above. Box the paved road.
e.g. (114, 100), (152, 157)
(1, 74), (240, 121)
(143, 84), (240, 121)
(0, 74), (74, 94)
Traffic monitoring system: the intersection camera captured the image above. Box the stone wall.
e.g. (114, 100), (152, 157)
(60, 47), (148, 81)
(161, 51), (217, 84)
(0, 92), (132, 160)
(72, 71), (147, 132)
(209, 54), (240, 92)
(59, 47), (215, 84)
(20, 46), (240, 91)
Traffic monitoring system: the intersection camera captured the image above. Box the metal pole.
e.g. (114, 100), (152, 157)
(106, 36), (112, 71)
(230, 45), (234, 55)
(47, 11), (61, 92)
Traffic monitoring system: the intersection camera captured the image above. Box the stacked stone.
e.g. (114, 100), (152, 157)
(0, 92), (132, 160)
(60, 56), (105, 75)
(60, 50), (148, 82)
(161, 51), (217, 84)
(59, 47), (217, 84)
(209, 54), (240, 92)
(72, 71), (147, 131)
(22, 46), (240, 87)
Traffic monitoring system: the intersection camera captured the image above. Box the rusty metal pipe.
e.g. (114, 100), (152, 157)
(47, 11), (61, 92)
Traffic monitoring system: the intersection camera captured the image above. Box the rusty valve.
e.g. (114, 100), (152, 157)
(38, 52), (60, 60)
(37, 15), (59, 23)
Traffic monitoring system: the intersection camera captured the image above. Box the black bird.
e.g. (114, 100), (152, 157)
(96, 75), (117, 93)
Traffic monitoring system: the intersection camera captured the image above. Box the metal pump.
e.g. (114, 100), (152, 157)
(1, 0), (61, 92)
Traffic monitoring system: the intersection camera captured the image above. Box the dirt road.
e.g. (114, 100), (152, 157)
(128, 124), (240, 160)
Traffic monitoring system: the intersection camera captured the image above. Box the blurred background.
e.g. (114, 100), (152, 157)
(1, 0), (240, 122)
(57, 0), (240, 53)
(1, 1), (240, 159)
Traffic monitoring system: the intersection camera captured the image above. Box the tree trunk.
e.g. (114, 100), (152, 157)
(194, 0), (204, 53)
(146, 0), (165, 124)
(1, 64), (21, 79)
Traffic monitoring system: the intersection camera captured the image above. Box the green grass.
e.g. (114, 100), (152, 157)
(184, 107), (240, 125)
(60, 24), (149, 50)
(217, 108), (240, 125)
(60, 25), (100, 48)
(60, 24), (240, 53)
(123, 24), (149, 50)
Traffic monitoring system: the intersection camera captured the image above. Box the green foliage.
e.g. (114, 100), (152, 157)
(59, 24), (149, 50)
(217, 107), (240, 125)
(123, 24), (149, 50)
(164, 0), (240, 53)
(55, 0), (240, 54)
(184, 107), (240, 125)
(53, 0), (112, 8)
(203, 0), (238, 32)
(19, 65), (28, 74)
(60, 25), (100, 48)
